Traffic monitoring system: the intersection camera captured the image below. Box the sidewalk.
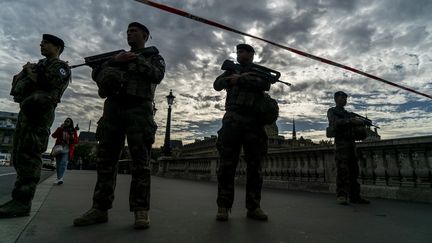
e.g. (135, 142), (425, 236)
(1, 170), (431, 243)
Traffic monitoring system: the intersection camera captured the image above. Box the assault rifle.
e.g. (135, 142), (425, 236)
(70, 46), (159, 69)
(221, 60), (291, 86)
(350, 112), (380, 129)
(333, 108), (380, 129)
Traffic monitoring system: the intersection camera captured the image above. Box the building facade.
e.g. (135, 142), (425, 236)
(0, 111), (18, 154)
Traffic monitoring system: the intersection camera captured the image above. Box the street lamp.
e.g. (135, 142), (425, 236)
(163, 90), (175, 156)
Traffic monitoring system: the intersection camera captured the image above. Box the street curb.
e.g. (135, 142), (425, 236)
(0, 173), (56, 243)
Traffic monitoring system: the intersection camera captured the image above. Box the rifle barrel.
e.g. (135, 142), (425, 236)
(69, 63), (87, 69)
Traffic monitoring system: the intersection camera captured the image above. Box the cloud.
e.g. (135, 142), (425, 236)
(0, 0), (431, 149)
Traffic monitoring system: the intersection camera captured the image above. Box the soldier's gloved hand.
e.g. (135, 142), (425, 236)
(23, 62), (38, 81)
(229, 74), (241, 86)
(113, 51), (138, 63)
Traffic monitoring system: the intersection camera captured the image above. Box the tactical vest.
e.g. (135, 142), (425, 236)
(327, 107), (367, 141)
(124, 54), (162, 100)
(95, 52), (161, 101)
(225, 67), (279, 124)
(11, 58), (70, 104)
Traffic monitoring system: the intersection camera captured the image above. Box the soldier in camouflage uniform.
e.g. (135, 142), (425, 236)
(73, 22), (165, 229)
(0, 34), (70, 218)
(214, 44), (270, 221)
(327, 91), (370, 205)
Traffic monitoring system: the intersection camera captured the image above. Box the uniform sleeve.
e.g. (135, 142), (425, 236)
(135, 54), (165, 84)
(41, 61), (70, 94)
(91, 59), (112, 81)
(213, 71), (233, 91)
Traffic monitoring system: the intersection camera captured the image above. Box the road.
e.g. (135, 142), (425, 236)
(0, 166), (55, 199)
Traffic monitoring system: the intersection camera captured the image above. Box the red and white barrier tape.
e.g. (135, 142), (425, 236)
(135, 0), (432, 99)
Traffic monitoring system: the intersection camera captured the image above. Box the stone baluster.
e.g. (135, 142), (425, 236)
(308, 153), (318, 182)
(273, 156), (279, 179)
(356, 150), (368, 184)
(275, 156), (282, 180)
(210, 158), (218, 180)
(281, 156), (288, 181)
(385, 150), (400, 186)
(411, 149), (429, 187)
(324, 151), (336, 183)
(373, 150), (386, 186)
(398, 149), (415, 187)
(293, 155), (301, 182)
(316, 152), (325, 182)
(286, 155), (294, 181)
(365, 150), (375, 184)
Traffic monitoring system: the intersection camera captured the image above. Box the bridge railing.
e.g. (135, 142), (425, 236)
(157, 136), (432, 202)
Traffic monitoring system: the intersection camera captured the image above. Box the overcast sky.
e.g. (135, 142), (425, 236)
(0, 0), (431, 148)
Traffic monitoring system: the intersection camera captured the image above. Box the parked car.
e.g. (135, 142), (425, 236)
(0, 153), (11, 166)
(42, 153), (55, 171)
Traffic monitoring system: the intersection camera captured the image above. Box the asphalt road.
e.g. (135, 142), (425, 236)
(0, 166), (55, 199)
(12, 171), (432, 243)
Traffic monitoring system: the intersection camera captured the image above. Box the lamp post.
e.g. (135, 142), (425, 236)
(163, 90), (175, 156)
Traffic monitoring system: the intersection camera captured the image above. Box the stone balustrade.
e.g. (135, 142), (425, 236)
(157, 136), (432, 202)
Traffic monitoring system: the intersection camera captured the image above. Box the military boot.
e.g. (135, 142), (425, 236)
(246, 208), (268, 221)
(337, 196), (348, 205)
(216, 207), (229, 221)
(73, 208), (108, 226)
(134, 210), (150, 229)
(0, 200), (31, 218)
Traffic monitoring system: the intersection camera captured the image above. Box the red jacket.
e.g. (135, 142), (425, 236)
(52, 127), (79, 160)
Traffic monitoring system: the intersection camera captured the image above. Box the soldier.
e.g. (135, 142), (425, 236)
(0, 34), (70, 218)
(327, 91), (370, 205)
(214, 44), (273, 221)
(73, 22), (165, 229)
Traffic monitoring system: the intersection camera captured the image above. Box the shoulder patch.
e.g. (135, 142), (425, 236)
(159, 58), (165, 67)
(59, 68), (67, 76)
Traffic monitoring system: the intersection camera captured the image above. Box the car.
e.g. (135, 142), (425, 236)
(0, 153), (11, 166)
(42, 153), (56, 171)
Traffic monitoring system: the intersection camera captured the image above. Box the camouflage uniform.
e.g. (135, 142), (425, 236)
(327, 106), (361, 199)
(11, 58), (70, 205)
(91, 48), (165, 212)
(214, 64), (270, 210)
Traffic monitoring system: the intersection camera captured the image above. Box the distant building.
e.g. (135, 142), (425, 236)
(178, 136), (217, 157)
(266, 119), (317, 149)
(78, 131), (97, 144)
(0, 111), (18, 154)
(170, 140), (183, 149)
(364, 127), (381, 141)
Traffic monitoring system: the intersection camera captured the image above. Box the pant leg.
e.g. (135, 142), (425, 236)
(12, 109), (53, 204)
(92, 100), (125, 211)
(125, 101), (157, 212)
(56, 152), (69, 179)
(242, 127), (267, 210)
(335, 143), (354, 197)
(216, 122), (242, 208)
(348, 146), (361, 199)
(126, 132), (152, 211)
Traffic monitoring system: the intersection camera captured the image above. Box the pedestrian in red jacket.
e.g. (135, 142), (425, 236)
(51, 117), (78, 185)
